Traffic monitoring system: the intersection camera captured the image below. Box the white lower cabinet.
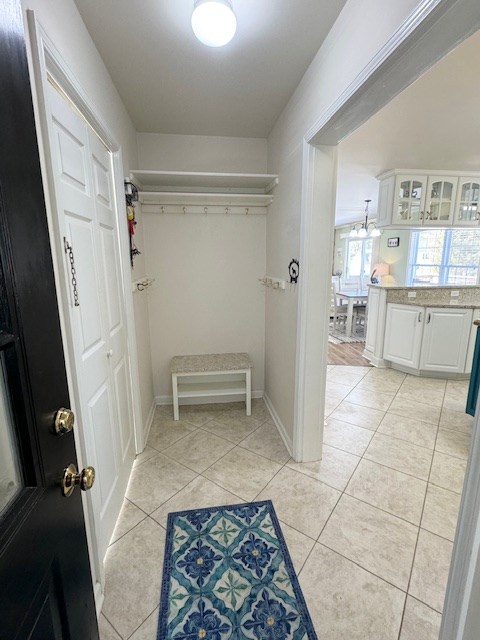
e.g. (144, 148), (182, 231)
(420, 307), (473, 373)
(383, 304), (424, 368)
(382, 303), (473, 373)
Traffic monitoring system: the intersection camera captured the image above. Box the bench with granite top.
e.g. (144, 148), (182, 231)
(170, 352), (252, 420)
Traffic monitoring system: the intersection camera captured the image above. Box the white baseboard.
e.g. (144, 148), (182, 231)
(263, 393), (293, 457)
(155, 390), (264, 406)
(142, 398), (156, 448)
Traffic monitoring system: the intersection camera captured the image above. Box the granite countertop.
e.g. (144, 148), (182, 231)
(392, 302), (479, 308)
(368, 284), (480, 290)
(171, 353), (252, 374)
(380, 285), (480, 309)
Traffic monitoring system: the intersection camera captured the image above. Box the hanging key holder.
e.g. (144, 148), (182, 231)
(63, 237), (80, 307)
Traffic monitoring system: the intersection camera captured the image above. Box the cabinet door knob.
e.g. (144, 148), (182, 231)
(426, 313), (431, 324)
(418, 312), (422, 323)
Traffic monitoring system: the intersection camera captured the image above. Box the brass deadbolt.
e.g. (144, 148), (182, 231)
(62, 463), (95, 497)
(55, 408), (75, 435)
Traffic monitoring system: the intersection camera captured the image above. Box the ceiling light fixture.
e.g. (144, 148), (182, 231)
(191, 0), (237, 47)
(349, 199), (381, 238)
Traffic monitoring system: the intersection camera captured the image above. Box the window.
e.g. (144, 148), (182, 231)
(408, 229), (480, 285)
(346, 237), (373, 281)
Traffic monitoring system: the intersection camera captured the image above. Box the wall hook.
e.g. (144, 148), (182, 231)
(183, 206), (187, 214)
(204, 206), (208, 215)
(245, 207), (249, 215)
(225, 207), (229, 215)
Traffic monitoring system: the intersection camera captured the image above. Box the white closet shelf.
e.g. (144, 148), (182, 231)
(139, 191), (273, 207)
(130, 170), (279, 194)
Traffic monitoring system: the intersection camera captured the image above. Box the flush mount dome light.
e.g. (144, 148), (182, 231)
(191, 0), (237, 47)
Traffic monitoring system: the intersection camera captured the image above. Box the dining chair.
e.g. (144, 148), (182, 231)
(330, 283), (348, 331)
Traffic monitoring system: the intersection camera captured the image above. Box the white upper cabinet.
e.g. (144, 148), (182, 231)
(423, 176), (458, 225)
(393, 175), (427, 225)
(377, 170), (479, 228)
(453, 178), (480, 226)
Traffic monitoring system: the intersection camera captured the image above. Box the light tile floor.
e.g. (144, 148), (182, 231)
(99, 366), (473, 640)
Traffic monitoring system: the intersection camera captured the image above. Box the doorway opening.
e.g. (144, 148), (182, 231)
(310, 25), (480, 639)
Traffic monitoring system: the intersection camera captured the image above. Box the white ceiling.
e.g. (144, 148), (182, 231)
(336, 28), (480, 226)
(74, 0), (347, 138)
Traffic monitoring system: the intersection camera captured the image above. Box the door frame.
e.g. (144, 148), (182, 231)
(295, 0), (480, 460)
(24, 13), (144, 608)
(293, 0), (480, 636)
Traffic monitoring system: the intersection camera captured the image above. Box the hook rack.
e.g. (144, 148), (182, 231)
(258, 276), (286, 291)
(132, 277), (155, 293)
(151, 204), (266, 216)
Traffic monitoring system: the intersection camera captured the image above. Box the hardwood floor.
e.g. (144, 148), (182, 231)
(327, 341), (371, 366)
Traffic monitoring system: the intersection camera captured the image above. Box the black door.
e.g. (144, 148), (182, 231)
(0, 1), (98, 638)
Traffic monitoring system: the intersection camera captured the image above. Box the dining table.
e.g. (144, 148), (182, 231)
(336, 289), (369, 338)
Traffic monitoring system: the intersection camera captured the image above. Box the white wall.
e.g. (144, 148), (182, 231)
(377, 229), (412, 285)
(21, 0), (154, 432)
(137, 133), (267, 401)
(144, 213), (266, 399)
(266, 0), (424, 439)
(137, 133), (267, 173)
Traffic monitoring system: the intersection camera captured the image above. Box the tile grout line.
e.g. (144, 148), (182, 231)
(124, 605), (158, 640)
(326, 366), (450, 636)
(395, 373), (447, 639)
(315, 539), (413, 597)
(100, 612), (125, 640)
(105, 382), (466, 638)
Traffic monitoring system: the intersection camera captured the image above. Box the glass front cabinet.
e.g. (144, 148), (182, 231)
(393, 175), (427, 225)
(423, 177), (457, 225)
(454, 179), (480, 226)
(377, 170), (480, 228)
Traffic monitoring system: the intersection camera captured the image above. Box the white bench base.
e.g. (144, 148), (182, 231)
(171, 363), (252, 421)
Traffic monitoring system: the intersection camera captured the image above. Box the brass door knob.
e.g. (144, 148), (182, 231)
(55, 408), (75, 435)
(62, 463), (96, 497)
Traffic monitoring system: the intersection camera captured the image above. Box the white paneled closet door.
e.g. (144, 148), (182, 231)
(46, 82), (135, 563)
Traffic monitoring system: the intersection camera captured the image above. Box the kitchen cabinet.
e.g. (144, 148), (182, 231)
(419, 307), (472, 373)
(382, 303), (473, 373)
(377, 170), (478, 228)
(364, 286), (389, 367)
(393, 175), (427, 226)
(453, 178), (480, 226)
(377, 173), (428, 226)
(423, 176), (457, 225)
(383, 304), (424, 368)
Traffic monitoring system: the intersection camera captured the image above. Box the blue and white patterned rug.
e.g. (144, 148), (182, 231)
(158, 500), (317, 639)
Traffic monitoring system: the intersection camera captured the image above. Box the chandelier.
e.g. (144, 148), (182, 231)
(349, 200), (381, 238)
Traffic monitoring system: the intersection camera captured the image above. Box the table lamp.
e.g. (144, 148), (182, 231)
(370, 263), (390, 284)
